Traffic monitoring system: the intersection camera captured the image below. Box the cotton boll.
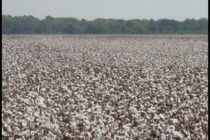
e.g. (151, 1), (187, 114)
(172, 131), (184, 139)
(5, 126), (12, 133)
(93, 127), (102, 139)
(170, 118), (179, 124)
(37, 97), (46, 108)
(101, 91), (109, 97)
(13, 126), (20, 133)
(154, 114), (161, 121)
(147, 107), (157, 113)
(128, 106), (137, 113)
(122, 124), (130, 132)
(159, 133), (166, 140)
(164, 125), (172, 134)
(109, 122), (118, 131)
(21, 120), (28, 127)
(70, 122), (77, 131)
(169, 97), (174, 102)
(48, 131), (57, 139)
(159, 114), (165, 120)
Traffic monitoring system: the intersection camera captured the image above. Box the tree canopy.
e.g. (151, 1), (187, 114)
(2, 15), (208, 34)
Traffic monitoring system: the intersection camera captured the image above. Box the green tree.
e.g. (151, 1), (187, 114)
(1, 15), (208, 34)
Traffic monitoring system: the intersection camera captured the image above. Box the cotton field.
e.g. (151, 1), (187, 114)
(2, 35), (208, 139)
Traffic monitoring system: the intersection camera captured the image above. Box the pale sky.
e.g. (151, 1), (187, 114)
(2, 0), (208, 21)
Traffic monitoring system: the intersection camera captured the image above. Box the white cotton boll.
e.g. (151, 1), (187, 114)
(154, 128), (161, 135)
(200, 133), (206, 140)
(13, 126), (20, 133)
(154, 114), (160, 120)
(44, 122), (54, 130)
(179, 78), (183, 84)
(130, 129), (138, 138)
(61, 84), (69, 91)
(37, 97), (46, 107)
(164, 125), (172, 134)
(122, 125), (130, 132)
(192, 123), (201, 128)
(92, 77), (98, 81)
(152, 96), (159, 104)
(18, 74), (23, 79)
(42, 136), (52, 140)
(48, 131), (57, 139)
(29, 122), (35, 129)
(94, 127), (102, 139)
(95, 82), (100, 87)
(6, 126), (12, 133)
(145, 115), (151, 120)
(83, 123), (90, 132)
(72, 86), (78, 91)
(2, 121), (8, 128)
(104, 125), (109, 132)
(171, 108), (178, 113)
(176, 96), (181, 104)
(84, 119), (90, 126)
(170, 97), (174, 101)
(2, 130), (8, 137)
(70, 122), (77, 131)
(16, 111), (23, 116)
(129, 106), (137, 113)
(187, 113), (194, 121)
(78, 114), (87, 121)
(41, 87), (46, 92)
(148, 107), (157, 113)
(24, 129), (32, 137)
(32, 91), (39, 97)
(94, 134), (102, 140)
(58, 116), (63, 121)
(87, 108), (92, 113)
(102, 91), (109, 97)
(172, 131), (184, 139)
(25, 98), (34, 105)
(5, 117), (12, 124)
(64, 132), (72, 138)
(159, 133), (166, 140)
(200, 108), (205, 113)
(170, 118), (179, 124)
(25, 112), (34, 120)
(109, 122), (118, 131)
(201, 121), (208, 132)
(193, 127), (200, 136)
(74, 92), (82, 99)
(159, 114), (165, 120)
(110, 88), (114, 92)
(186, 86), (192, 93)
(21, 120), (28, 127)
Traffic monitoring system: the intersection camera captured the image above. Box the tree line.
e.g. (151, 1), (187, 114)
(2, 15), (208, 34)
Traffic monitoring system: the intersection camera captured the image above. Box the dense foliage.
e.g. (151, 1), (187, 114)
(2, 15), (208, 34)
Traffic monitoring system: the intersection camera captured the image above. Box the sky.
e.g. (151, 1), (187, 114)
(2, 0), (208, 21)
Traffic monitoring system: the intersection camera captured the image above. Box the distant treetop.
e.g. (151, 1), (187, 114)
(2, 15), (208, 34)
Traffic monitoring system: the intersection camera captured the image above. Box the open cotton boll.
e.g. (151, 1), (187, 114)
(172, 130), (184, 139)
(147, 107), (157, 113)
(69, 122), (77, 131)
(158, 114), (165, 120)
(170, 118), (179, 124)
(128, 106), (138, 113)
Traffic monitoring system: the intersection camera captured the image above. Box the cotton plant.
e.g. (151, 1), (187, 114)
(2, 35), (208, 139)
